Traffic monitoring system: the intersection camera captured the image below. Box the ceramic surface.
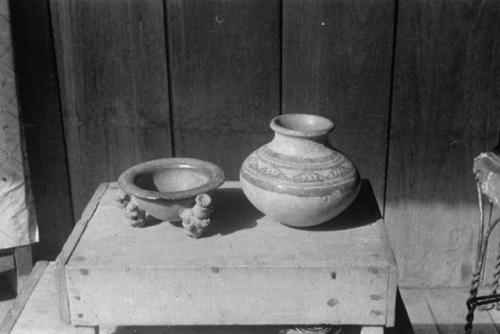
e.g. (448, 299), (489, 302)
(240, 113), (360, 227)
(118, 158), (225, 222)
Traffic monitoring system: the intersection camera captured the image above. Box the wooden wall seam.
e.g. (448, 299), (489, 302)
(162, 0), (177, 158)
(385, 0), (500, 287)
(165, 0), (281, 180)
(382, 0), (400, 218)
(282, 0), (396, 207)
(49, 0), (173, 217)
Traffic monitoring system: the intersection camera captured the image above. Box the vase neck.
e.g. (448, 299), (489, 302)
(268, 132), (331, 158)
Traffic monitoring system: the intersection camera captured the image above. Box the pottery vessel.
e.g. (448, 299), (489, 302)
(118, 158), (225, 223)
(240, 113), (360, 227)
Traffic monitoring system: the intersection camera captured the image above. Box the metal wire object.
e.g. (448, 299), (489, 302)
(466, 142), (500, 334)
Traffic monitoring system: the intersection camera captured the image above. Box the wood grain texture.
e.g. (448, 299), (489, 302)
(8, 0), (73, 260)
(50, 0), (172, 217)
(7, 262), (94, 334)
(386, 0), (500, 287)
(166, 0), (280, 180)
(282, 0), (395, 206)
(65, 182), (396, 326)
(0, 261), (47, 334)
(56, 183), (108, 324)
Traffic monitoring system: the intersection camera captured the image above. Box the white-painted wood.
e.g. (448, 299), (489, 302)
(57, 183), (109, 324)
(8, 262), (94, 334)
(1, 261), (46, 334)
(360, 327), (383, 334)
(65, 182), (397, 326)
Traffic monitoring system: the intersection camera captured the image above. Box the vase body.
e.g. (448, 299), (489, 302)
(240, 114), (360, 227)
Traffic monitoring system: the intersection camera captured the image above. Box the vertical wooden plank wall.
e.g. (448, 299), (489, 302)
(8, 0), (73, 260)
(24, 0), (499, 288)
(50, 0), (172, 216)
(166, 0), (280, 180)
(282, 0), (395, 206)
(386, 0), (500, 286)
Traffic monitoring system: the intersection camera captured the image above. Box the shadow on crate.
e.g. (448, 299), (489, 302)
(206, 179), (381, 237)
(299, 179), (382, 232)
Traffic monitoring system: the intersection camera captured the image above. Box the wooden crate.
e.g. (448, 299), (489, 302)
(57, 181), (397, 329)
(0, 261), (94, 334)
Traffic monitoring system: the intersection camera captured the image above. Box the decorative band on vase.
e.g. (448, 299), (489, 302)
(243, 153), (357, 187)
(240, 168), (360, 198)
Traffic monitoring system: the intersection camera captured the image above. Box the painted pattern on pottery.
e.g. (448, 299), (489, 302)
(241, 144), (359, 198)
(239, 113), (361, 226)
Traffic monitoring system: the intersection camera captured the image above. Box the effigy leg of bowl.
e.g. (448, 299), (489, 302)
(117, 189), (148, 227)
(180, 193), (213, 238)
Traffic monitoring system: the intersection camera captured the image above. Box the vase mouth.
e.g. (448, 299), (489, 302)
(270, 114), (334, 138)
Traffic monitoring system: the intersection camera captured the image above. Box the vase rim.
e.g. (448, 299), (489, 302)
(270, 113), (335, 138)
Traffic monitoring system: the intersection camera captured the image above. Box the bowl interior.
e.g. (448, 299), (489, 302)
(134, 167), (210, 193)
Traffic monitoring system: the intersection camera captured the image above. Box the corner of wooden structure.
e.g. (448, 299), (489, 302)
(55, 183), (109, 325)
(0, 261), (48, 334)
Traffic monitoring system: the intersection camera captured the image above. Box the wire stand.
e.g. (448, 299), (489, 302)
(465, 178), (500, 334)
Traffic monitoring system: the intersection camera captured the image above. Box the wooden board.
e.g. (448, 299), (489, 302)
(8, 245), (32, 293)
(65, 181), (396, 326)
(400, 287), (500, 334)
(282, 0), (395, 207)
(0, 261), (47, 334)
(56, 183), (108, 324)
(1, 262), (94, 334)
(10, 0), (74, 260)
(166, 0), (280, 180)
(0, 255), (14, 274)
(49, 0), (172, 217)
(8, 0), (74, 260)
(398, 289), (439, 334)
(385, 0), (500, 287)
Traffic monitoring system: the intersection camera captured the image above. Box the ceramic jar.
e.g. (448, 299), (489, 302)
(240, 113), (360, 227)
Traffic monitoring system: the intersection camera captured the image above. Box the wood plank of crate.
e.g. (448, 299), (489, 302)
(1, 262), (95, 334)
(0, 261), (47, 334)
(63, 181), (396, 327)
(166, 0), (280, 180)
(386, 0), (500, 287)
(282, 0), (395, 207)
(56, 183), (108, 324)
(49, 0), (172, 217)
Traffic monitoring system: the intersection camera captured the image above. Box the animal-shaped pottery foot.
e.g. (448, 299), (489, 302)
(117, 190), (147, 227)
(180, 194), (213, 238)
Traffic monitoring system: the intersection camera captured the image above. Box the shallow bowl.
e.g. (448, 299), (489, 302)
(118, 158), (225, 222)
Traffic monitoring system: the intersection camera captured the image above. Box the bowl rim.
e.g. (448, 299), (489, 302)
(118, 158), (225, 201)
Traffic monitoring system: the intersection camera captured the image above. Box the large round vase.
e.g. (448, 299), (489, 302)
(240, 113), (361, 227)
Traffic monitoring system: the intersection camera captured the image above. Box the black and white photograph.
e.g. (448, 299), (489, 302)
(0, 0), (499, 333)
